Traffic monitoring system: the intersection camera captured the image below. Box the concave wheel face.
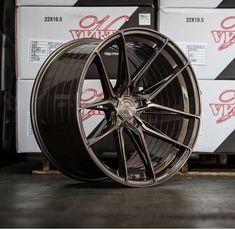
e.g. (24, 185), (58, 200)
(31, 28), (200, 187)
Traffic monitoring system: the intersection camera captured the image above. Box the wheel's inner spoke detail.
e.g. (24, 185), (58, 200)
(80, 99), (114, 111)
(131, 38), (169, 89)
(115, 33), (131, 96)
(114, 127), (128, 180)
(125, 122), (156, 181)
(87, 122), (118, 146)
(137, 102), (200, 119)
(144, 63), (189, 101)
(31, 28), (200, 187)
(94, 52), (116, 99)
(135, 116), (191, 151)
(140, 118), (166, 136)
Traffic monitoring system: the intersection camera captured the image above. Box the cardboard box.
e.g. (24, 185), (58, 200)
(16, 0), (155, 7)
(16, 80), (40, 153)
(20, 78), (235, 153)
(16, 0), (83, 6)
(194, 80), (235, 153)
(16, 0), (156, 153)
(158, 0), (235, 9)
(158, 4), (235, 80)
(0, 31), (15, 150)
(0, 32), (15, 94)
(0, 90), (15, 150)
(0, 0), (15, 42)
(16, 1), (155, 80)
(16, 79), (114, 153)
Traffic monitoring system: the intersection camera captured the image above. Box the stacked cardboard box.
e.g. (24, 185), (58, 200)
(0, 0), (15, 151)
(16, 0), (156, 153)
(158, 0), (235, 153)
(0, 0), (15, 94)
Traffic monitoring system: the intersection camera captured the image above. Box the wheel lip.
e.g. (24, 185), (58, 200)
(76, 27), (201, 187)
(30, 38), (108, 182)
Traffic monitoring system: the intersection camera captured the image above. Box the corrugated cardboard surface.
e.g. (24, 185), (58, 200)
(194, 80), (235, 153)
(159, 8), (235, 80)
(16, 6), (155, 80)
(16, 0), (155, 7)
(158, 0), (235, 8)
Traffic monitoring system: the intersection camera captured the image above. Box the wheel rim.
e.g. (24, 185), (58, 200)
(31, 28), (201, 187)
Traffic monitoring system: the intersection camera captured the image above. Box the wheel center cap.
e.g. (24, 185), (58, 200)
(118, 97), (137, 120)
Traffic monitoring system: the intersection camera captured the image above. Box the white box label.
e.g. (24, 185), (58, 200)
(177, 42), (207, 66)
(28, 39), (66, 63)
(139, 13), (151, 25)
(27, 111), (33, 136)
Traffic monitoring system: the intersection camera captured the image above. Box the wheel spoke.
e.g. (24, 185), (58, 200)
(87, 118), (107, 139)
(115, 33), (131, 95)
(137, 79), (166, 97)
(94, 52), (115, 99)
(88, 123), (118, 146)
(80, 99), (114, 111)
(153, 150), (178, 174)
(126, 122), (155, 181)
(135, 116), (191, 151)
(146, 63), (189, 101)
(114, 127), (128, 180)
(131, 39), (169, 88)
(140, 119), (166, 136)
(137, 102), (200, 119)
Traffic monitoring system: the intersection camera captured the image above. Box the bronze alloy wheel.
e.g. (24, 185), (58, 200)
(31, 28), (201, 187)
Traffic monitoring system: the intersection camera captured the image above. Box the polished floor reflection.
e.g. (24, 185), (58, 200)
(0, 162), (235, 228)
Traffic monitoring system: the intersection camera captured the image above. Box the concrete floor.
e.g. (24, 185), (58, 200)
(0, 162), (235, 228)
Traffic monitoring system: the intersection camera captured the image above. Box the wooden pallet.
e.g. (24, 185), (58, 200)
(32, 157), (61, 175)
(32, 155), (235, 176)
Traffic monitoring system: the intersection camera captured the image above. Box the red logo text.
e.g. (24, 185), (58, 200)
(210, 90), (235, 124)
(70, 15), (129, 40)
(211, 16), (235, 51)
(81, 88), (104, 121)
